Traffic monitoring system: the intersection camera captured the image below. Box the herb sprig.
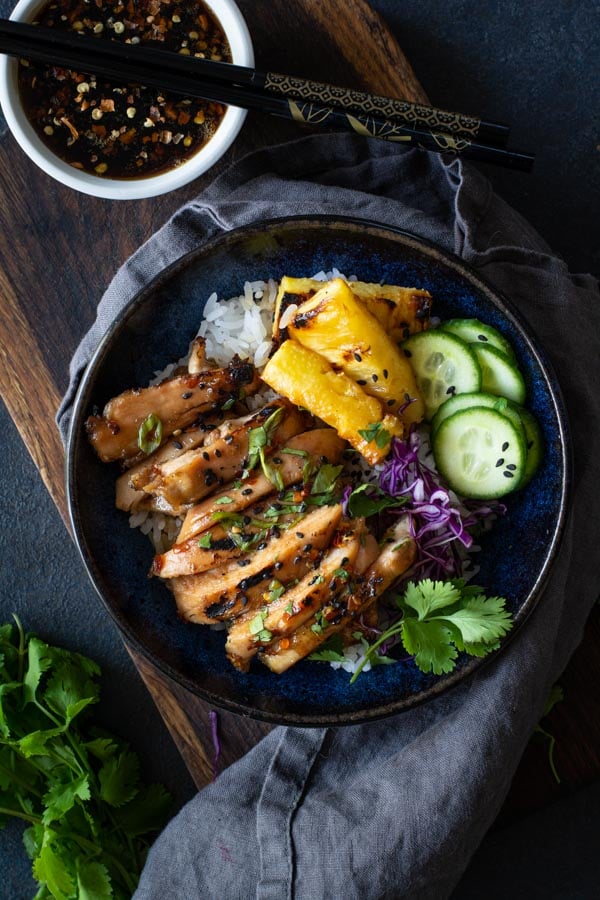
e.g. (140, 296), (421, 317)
(244, 406), (286, 489)
(350, 579), (513, 683)
(0, 618), (172, 898)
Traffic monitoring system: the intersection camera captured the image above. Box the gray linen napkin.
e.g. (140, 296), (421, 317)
(58, 134), (600, 899)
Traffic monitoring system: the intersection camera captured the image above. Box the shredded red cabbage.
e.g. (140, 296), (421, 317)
(209, 709), (221, 781)
(378, 431), (505, 581)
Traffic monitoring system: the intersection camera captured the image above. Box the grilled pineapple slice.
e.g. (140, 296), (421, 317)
(288, 278), (425, 425)
(261, 340), (404, 465)
(272, 276), (431, 344)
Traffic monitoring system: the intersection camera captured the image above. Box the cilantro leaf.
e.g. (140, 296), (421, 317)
(346, 483), (403, 518)
(401, 618), (458, 675)
(44, 659), (100, 723)
(113, 782), (173, 837)
(33, 835), (75, 900)
(350, 580), (514, 682)
(245, 406), (286, 489)
(0, 619), (172, 897)
(311, 464), (343, 496)
(437, 594), (513, 644)
(402, 580), (461, 619)
(77, 859), (113, 900)
(42, 774), (91, 825)
(358, 421), (391, 448)
(23, 638), (55, 704)
(99, 749), (140, 807)
(308, 634), (346, 663)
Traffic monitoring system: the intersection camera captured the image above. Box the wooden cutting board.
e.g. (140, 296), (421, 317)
(0, 0), (598, 807)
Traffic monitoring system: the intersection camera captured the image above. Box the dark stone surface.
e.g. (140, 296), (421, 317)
(0, 0), (597, 894)
(0, 399), (195, 897)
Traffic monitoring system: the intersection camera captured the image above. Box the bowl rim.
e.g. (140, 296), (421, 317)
(66, 214), (572, 726)
(0, 0), (254, 199)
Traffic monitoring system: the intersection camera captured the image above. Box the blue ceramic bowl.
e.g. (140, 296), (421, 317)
(67, 217), (570, 725)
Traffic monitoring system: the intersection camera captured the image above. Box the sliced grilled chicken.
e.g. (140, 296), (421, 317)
(140, 401), (308, 513)
(187, 337), (212, 374)
(176, 428), (346, 542)
(169, 504), (343, 624)
(151, 499), (298, 579)
(225, 522), (374, 671)
(261, 516), (415, 673)
(86, 358), (260, 463)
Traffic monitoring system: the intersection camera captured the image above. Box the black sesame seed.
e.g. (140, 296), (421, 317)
(237, 559), (251, 567)
(296, 532), (305, 539)
(446, 385), (456, 395)
(274, 560), (284, 570)
(224, 435), (234, 444)
(506, 464), (517, 471)
(354, 352), (362, 362)
(477, 334), (489, 342)
(242, 515), (251, 525)
(387, 398), (395, 406)
(303, 543), (313, 553)
(383, 369), (389, 379)
(357, 379), (367, 386)
(502, 442), (509, 451)
(273, 457), (282, 464)
(204, 470), (218, 486)
(214, 449), (222, 458)
(172, 440), (183, 450)
(240, 595), (248, 606)
(293, 555), (302, 566)
(404, 349), (412, 358)
(371, 373), (378, 382)
(495, 458), (504, 467)
(503, 471), (515, 478)
(257, 542), (268, 551)
(341, 557), (349, 565)
(181, 391), (193, 399)
(202, 451), (210, 461)
(241, 487), (253, 496)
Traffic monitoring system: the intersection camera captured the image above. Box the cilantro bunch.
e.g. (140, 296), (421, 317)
(0, 618), (172, 899)
(350, 579), (514, 682)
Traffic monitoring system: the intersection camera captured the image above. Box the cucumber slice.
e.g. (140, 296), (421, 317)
(441, 318), (516, 358)
(510, 404), (544, 486)
(432, 391), (526, 438)
(433, 407), (527, 499)
(471, 344), (526, 405)
(402, 331), (481, 420)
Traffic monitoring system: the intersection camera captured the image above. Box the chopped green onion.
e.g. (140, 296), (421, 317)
(138, 413), (163, 455)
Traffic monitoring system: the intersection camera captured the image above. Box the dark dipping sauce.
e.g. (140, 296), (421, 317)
(18, 0), (231, 179)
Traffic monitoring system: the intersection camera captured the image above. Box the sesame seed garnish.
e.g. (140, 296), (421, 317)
(502, 441), (509, 451)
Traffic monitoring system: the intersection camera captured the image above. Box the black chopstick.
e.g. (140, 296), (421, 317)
(0, 18), (509, 147)
(0, 19), (533, 171)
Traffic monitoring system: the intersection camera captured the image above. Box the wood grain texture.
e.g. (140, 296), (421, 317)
(0, 0), (597, 815)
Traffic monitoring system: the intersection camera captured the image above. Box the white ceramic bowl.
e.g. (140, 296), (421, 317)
(0, 0), (253, 199)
